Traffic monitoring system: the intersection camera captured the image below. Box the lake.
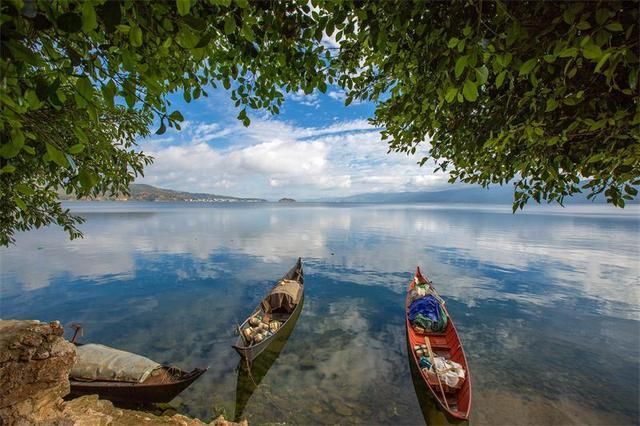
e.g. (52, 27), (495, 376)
(0, 202), (638, 425)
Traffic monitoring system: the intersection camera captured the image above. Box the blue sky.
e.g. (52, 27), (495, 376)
(137, 85), (450, 200)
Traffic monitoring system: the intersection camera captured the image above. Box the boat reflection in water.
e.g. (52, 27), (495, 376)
(407, 335), (468, 426)
(234, 296), (304, 421)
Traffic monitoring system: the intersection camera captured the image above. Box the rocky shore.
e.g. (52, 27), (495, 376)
(0, 319), (246, 426)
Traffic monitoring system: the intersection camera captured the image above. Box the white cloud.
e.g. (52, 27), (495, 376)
(138, 116), (447, 199)
(328, 90), (346, 102)
(287, 89), (320, 108)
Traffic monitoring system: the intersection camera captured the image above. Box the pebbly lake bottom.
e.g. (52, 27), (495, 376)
(0, 202), (638, 425)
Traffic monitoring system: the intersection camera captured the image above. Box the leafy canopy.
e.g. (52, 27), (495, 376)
(1, 0), (333, 245)
(1, 0), (639, 245)
(330, 0), (639, 209)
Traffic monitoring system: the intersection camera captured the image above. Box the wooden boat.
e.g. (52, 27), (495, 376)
(68, 326), (207, 404)
(233, 258), (304, 362)
(405, 267), (472, 420)
(234, 294), (303, 420)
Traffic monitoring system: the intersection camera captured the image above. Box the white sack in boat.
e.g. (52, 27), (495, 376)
(71, 343), (161, 383)
(426, 356), (466, 389)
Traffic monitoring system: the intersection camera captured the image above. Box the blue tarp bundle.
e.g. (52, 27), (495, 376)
(409, 295), (441, 322)
(409, 295), (447, 332)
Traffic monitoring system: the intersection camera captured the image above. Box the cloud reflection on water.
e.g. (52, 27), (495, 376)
(4, 203), (637, 318)
(0, 202), (638, 424)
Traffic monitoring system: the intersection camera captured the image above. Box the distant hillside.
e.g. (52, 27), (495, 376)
(129, 184), (266, 202)
(60, 184), (266, 202)
(317, 185), (636, 204)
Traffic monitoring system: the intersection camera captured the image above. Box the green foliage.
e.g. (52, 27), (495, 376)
(1, 0), (639, 245)
(331, 0), (640, 209)
(0, 91), (152, 245)
(1, 0), (332, 244)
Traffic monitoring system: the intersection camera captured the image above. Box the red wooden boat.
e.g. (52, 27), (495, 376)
(405, 267), (472, 420)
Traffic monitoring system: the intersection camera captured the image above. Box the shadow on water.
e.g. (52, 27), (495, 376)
(234, 296), (304, 421)
(406, 334), (468, 426)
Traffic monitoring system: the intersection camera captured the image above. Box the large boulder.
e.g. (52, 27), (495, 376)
(0, 319), (76, 425)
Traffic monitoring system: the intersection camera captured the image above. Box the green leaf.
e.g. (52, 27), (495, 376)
(73, 127), (88, 143)
(445, 87), (458, 103)
(558, 47), (578, 58)
(604, 22), (622, 32)
(57, 12), (82, 33)
(236, 0), (249, 8)
(447, 37), (459, 48)
(177, 28), (199, 49)
(519, 59), (537, 76)
(176, 0), (191, 16)
(169, 111), (184, 121)
(130, 26), (143, 47)
(14, 196), (27, 211)
(76, 77), (93, 102)
(594, 53), (611, 73)
(576, 21), (591, 30)
(0, 165), (16, 175)
(224, 16), (236, 34)
(545, 98), (558, 112)
(183, 16), (207, 31)
(462, 79), (478, 101)
(454, 56), (467, 78)
(81, 2), (97, 32)
(495, 70), (507, 88)
(78, 169), (98, 190)
(0, 130), (25, 159)
(595, 9), (610, 26)
(238, 108), (250, 126)
(629, 69), (638, 89)
(46, 143), (69, 168)
(195, 33), (213, 48)
(101, 80), (116, 108)
(156, 119), (167, 135)
(16, 183), (34, 196)
(562, 8), (575, 25)
(475, 66), (489, 85)
(68, 144), (86, 154)
(582, 43), (602, 60)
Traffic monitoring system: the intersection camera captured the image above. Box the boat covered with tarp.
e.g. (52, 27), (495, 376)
(233, 258), (304, 362)
(69, 330), (207, 403)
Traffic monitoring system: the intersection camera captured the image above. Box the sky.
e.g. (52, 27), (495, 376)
(137, 85), (451, 201)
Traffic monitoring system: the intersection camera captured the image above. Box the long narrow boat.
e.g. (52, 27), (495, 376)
(405, 267), (472, 420)
(233, 258), (304, 362)
(234, 294), (303, 420)
(68, 326), (207, 404)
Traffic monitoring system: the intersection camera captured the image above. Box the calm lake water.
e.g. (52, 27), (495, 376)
(1, 202), (638, 425)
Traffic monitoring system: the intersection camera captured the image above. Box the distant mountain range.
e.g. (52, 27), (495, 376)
(60, 184), (266, 203)
(315, 185), (635, 204)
